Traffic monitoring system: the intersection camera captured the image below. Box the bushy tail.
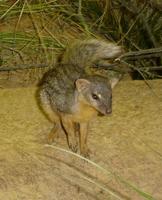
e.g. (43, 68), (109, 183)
(61, 39), (123, 68)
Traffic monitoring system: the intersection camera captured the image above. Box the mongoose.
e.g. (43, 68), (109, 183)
(38, 39), (123, 157)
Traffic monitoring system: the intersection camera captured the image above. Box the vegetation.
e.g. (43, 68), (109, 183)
(0, 0), (161, 79)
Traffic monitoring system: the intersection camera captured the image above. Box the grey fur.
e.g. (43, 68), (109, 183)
(39, 39), (123, 115)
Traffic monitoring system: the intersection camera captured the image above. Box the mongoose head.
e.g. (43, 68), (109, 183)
(75, 76), (114, 116)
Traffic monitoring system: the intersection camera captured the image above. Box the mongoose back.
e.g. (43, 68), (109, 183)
(39, 39), (123, 157)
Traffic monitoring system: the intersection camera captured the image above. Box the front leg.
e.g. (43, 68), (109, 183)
(61, 116), (78, 153)
(79, 122), (90, 158)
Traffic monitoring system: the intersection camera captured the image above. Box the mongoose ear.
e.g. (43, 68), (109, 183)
(75, 79), (90, 92)
(109, 77), (120, 89)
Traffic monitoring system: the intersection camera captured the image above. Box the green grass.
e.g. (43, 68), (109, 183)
(45, 144), (156, 200)
(0, 0), (161, 78)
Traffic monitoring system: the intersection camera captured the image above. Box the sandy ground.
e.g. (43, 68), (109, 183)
(0, 80), (162, 200)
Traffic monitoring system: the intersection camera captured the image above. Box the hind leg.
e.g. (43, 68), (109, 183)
(47, 122), (63, 144)
(39, 89), (60, 122)
(39, 89), (63, 143)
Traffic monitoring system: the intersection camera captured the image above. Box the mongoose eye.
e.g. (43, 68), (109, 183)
(92, 93), (99, 100)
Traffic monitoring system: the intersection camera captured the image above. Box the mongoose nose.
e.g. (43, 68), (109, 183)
(106, 108), (112, 114)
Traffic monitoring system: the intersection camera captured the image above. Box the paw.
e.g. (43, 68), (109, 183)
(47, 135), (55, 144)
(47, 131), (59, 144)
(80, 148), (91, 159)
(69, 140), (78, 153)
